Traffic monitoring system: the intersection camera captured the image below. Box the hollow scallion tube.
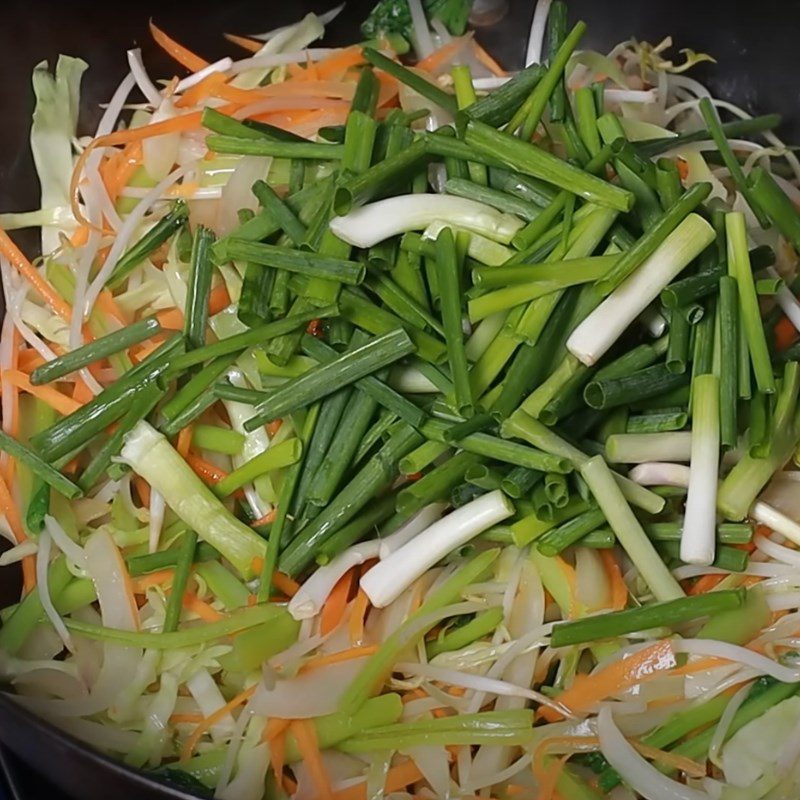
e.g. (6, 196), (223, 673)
(551, 588), (743, 647)
(580, 455), (683, 600)
(536, 507), (605, 556)
(435, 228), (473, 415)
(31, 317), (161, 385)
(214, 439), (302, 498)
(748, 166), (800, 251)
(718, 275), (740, 448)
(184, 226), (215, 350)
(245, 329), (415, 429)
(396, 451), (481, 516)
(584, 364), (688, 410)
(626, 409), (688, 433)
(727, 211), (775, 394)
(464, 119), (632, 212)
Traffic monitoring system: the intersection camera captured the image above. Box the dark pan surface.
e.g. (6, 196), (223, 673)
(0, 1), (797, 797)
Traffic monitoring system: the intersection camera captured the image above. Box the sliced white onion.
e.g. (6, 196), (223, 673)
(216, 155), (272, 236)
(248, 4), (345, 41)
(674, 638), (800, 683)
(142, 99), (182, 183)
(598, 706), (711, 800)
(36, 529), (74, 653)
(186, 669), (235, 739)
(330, 194), (524, 249)
(126, 49), (162, 108)
(44, 515), (86, 568)
(709, 681), (751, 768)
(252, 657), (370, 718)
(754, 532), (800, 566)
(289, 540), (381, 621)
(0, 540), (38, 565)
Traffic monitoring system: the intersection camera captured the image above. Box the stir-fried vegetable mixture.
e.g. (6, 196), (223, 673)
(3, 2), (800, 798)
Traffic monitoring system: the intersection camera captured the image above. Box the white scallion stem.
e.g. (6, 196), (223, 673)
(605, 432), (693, 464)
(288, 541), (381, 621)
(407, 0), (436, 59)
(120, 421), (266, 579)
(567, 214), (716, 365)
(681, 374), (720, 565)
(378, 502), (448, 559)
(580, 456), (684, 601)
(360, 490), (514, 608)
(630, 462), (800, 546)
(330, 195), (524, 249)
(525, 0), (553, 66)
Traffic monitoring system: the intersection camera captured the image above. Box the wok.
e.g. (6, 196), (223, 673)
(0, 1), (795, 797)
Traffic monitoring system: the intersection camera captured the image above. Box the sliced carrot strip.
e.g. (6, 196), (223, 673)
(289, 720), (333, 800)
(150, 21), (210, 73)
(0, 472), (34, 592)
(775, 315), (799, 352)
(131, 568), (175, 594)
(472, 40), (508, 77)
(180, 685), (256, 761)
(185, 452), (229, 484)
(133, 475), (151, 508)
(417, 36), (473, 74)
(541, 639), (676, 722)
(272, 571), (300, 598)
(688, 573), (726, 595)
(251, 509), (277, 527)
(0, 230), (72, 321)
(1, 371), (81, 416)
(156, 308), (184, 330)
(176, 425), (193, 458)
(332, 759), (424, 800)
(176, 72), (228, 108)
(320, 568), (355, 635)
(349, 588), (371, 646)
(302, 645), (379, 673)
(169, 713), (205, 724)
(266, 419), (283, 437)
(315, 46), (366, 80)
(223, 32), (263, 54)
(182, 592), (225, 623)
(208, 284), (231, 315)
(599, 549), (628, 610)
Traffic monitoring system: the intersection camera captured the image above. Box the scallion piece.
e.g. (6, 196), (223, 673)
(206, 134), (344, 159)
(184, 226), (215, 350)
(550, 589), (743, 646)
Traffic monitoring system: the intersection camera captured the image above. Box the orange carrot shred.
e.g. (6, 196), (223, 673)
(774, 315), (799, 352)
(599, 549), (628, 610)
(289, 720), (333, 800)
(0, 230), (72, 321)
(0, 472), (34, 592)
(223, 33), (264, 54)
(321, 568), (355, 635)
(182, 592), (225, 623)
(332, 759), (424, 800)
(472, 40), (508, 77)
(185, 452), (229, 484)
(301, 645), (379, 673)
(149, 20), (210, 73)
(266, 419), (283, 437)
(251, 509), (277, 528)
(180, 685), (256, 762)
(1, 371), (81, 416)
(272, 571), (300, 598)
(176, 425), (193, 458)
(348, 588), (371, 646)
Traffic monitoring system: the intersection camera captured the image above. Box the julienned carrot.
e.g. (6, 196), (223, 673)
(688, 573), (726, 595)
(182, 592), (224, 622)
(321, 568), (355, 635)
(69, 225), (90, 248)
(176, 72), (228, 108)
(315, 46), (365, 80)
(185, 452), (229, 484)
(289, 720), (333, 800)
(156, 308), (185, 331)
(349, 588), (371, 645)
(332, 759), (424, 800)
(0, 472), (34, 592)
(131, 568), (175, 594)
(599, 549), (628, 611)
(540, 639), (676, 722)
(208, 284), (231, 315)
(264, 718), (289, 786)
(471, 40), (507, 77)
(301, 645), (379, 673)
(1, 371), (82, 416)
(272, 571), (300, 598)
(149, 21), (210, 73)
(266, 419), (283, 437)
(180, 684), (257, 762)
(134, 475), (151, 508)
(71, 377), (95, 405)
(250, 509), (277, 528)
(0, 230), (72, 322)
(223, 32), (263, 53)
(169, 713), (204, 724)
(417, 36), (473, 74)
(176, 425), (193, 458)
(774, 315), (799, 351)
